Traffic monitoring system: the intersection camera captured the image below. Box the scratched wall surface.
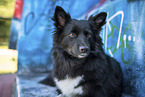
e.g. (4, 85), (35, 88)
(88, 0), (145, 96)
(10, 0), (145, 96)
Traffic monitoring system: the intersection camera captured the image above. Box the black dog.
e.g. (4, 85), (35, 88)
(51, 6), (123, 97)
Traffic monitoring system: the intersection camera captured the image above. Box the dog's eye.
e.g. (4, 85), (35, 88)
(87, 34), (92, 38)
(69, 33), (76, 37)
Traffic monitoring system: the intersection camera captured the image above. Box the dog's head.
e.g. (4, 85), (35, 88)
(52, 6), (107, 59)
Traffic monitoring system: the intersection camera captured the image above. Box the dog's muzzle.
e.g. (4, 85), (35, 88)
(78, 46), (90, 58)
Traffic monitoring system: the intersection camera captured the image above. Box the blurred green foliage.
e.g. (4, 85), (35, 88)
(0, 0), (15, 47)
(0, 0), (15, 17)
(0, 0), (8, 5)
(0, 18), (11, 43)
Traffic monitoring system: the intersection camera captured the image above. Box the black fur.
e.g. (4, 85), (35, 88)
(51, 6), (123, 97)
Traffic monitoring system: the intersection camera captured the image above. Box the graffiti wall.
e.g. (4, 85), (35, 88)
(86, 0), (145, 96)
(9, 0), (145, 96)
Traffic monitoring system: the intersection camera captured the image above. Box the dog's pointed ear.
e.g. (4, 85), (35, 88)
(53, 6), (71, 28)
(88, 12), (107, 26)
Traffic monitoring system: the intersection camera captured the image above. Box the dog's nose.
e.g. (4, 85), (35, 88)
(79, 46), (89, 53)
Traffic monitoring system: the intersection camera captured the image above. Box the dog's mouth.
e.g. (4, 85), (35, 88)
(67, 48), (89, 59)
(68, 51), (88, 59)
(78, 53), (88, 58)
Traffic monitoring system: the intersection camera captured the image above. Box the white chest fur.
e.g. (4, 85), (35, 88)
(54, 76), (83, 96)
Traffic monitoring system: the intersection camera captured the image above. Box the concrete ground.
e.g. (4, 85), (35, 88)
(17, 73), (57, 97)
